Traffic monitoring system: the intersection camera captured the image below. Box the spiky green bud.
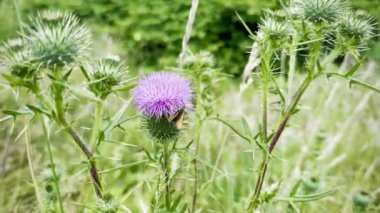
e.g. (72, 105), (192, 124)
(85, 55), (128, 99)
(181, 51), (215, 70)
(97, 193), (118, 213)
(23, 11), (91, 69)
(336, 11), (374, 52)
(0, 38), (38, 88)
(258, 16), (293, 50)
(295, 0), (346, 25)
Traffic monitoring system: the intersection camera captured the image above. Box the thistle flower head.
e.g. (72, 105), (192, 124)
(336, 11), (374, 52)
(23, 11), (91, 68)
(85, 55), (128, 99)
(134, 72), (192, 143)
(295, 0), (346, 24)
(133, 72), (192, 118)
(0, 38), (37, 84)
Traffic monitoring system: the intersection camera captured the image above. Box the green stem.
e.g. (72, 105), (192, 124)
(191, 120), (203, 213)
(53, 79), (103, 198)
(91, 101), (103, 151)
(24, 119), (44, 212)
(287, 36), (298, 104)
(41, 117), (64, 213)
(261, 55), (271, 141)
(163, 143), (171, 210)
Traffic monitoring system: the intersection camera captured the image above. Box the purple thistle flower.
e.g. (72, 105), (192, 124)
(133, 71), (192, 117)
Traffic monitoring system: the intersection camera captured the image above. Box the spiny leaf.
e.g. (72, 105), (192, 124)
(2, 108), (34, 117)
(241, 117), (253, 138)
(103, 98), (133, 136)
(236, 12), (256, 40)
(111, 84), (136, 92)
(344, 60), (362, 77)
(63, 68), (73, 80)
(79, 65), (90, 81)
(213, 117), (251, 143)
(26, 104), (51, 117)
(289, 179), (303, 197)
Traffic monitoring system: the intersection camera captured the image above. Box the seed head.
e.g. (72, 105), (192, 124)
(85, 55), (128, 99)
(23, 11), (91, 69)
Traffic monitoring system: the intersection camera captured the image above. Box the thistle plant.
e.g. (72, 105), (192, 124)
(133, 71), (192, 210)
(232, 0), (379, 211)
(0, 10), (131, 211)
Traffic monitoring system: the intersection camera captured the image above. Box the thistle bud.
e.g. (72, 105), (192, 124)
(336, 11), (374, 52)
(97, 193), (118, 213)
(0, 38), (38, 88)
(23, 11), (91, 69)
(133, 72), (193, 143)
(295, 0), (346, 25)
(258, 16), (293, 50)
(181, 51), (215, 70)
(85, 55), (128, 99)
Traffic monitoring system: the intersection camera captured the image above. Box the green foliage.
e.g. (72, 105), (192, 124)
(5, 0), (278, 75)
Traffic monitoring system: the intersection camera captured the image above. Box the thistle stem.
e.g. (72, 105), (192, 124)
(287, 36), (298, 104)
(191, 120), (203, 213)
(261, 55), (271, 141)
(91, 101), (103, 151)
(53, 80), (103, 198)
(247, 73), (313, 211)
(24, 119), (44, 212)
(41, 117), (64, 213)
(163, 142), (171, 210)
(248, 37), (321, 211)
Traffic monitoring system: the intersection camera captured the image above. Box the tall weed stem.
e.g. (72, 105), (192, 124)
(53, 73), (103, 198)
(247, 37), (321, 211)
(41, 117), (64, 212)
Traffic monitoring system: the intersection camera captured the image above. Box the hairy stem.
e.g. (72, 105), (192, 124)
(41, 117), (64, 213)
(191, 120), (203, 212)
(163, 143), (171, 210)
(261, 55), (271, 141)
(53, 82), (103, 198)
(91, 101), (103, 151)
(287, 36), (298, 104)
(24, 119), (44, 212)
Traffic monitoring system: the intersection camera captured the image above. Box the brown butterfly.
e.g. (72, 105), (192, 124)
(167, 108), (185, 129)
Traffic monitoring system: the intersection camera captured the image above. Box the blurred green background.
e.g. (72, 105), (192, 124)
(1, 0), (379, 75)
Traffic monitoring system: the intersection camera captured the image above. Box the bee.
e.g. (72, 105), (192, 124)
(167, 108), (185, 129)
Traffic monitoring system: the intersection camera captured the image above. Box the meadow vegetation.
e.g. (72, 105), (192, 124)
(0, 0), (379, 212)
